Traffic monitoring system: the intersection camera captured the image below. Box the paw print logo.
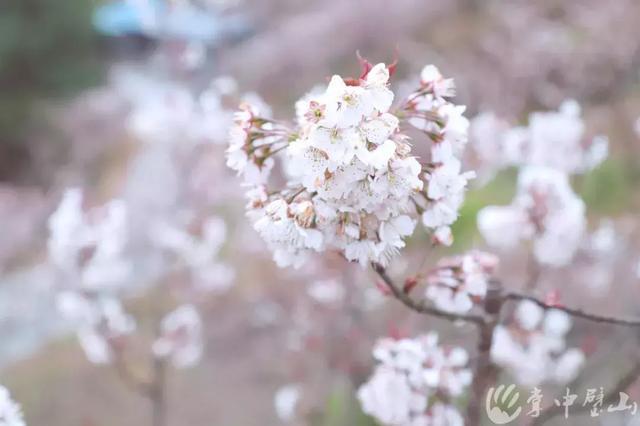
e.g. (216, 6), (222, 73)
(485, 384), (522, 424)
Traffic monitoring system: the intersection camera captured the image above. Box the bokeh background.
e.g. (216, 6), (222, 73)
(1, 0), (640, 425)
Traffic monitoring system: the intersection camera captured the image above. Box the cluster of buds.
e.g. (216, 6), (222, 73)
(227, 102), (291, 186)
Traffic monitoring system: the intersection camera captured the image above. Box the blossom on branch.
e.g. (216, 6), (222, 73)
(406, 66), (475, 244)
(491, 300), (585, 387)
(424, 251), (499, 314)
(151, 215), (235, 292)
(48, 189), (137, 364)
(57, 292), (136, 364)
(478, 166), (586, 266)
(226, 60), (476, 268)
(357, 333), (469, 425)
(48, 188), (132, 292)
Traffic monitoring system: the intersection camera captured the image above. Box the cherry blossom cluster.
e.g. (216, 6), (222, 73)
(491, 300), (585, 387)
(572, 219), (619, 295)
(470, 100), (608, 180)
(151, 215), (234, 293)
(478, 166), (587, 266)
(48, 188), (131, 292)
(56, 291), (136, 364)
(47, 189), (204, 368)
(472, 101), (608, 267)
(125, 72), (266, 146)
(424, 251), (499, 313)
(48, 188), (135, 363)
(406, 66), (475, 246)
(152, 304), (203, 368)
(357, 333), (470, 426)
(226, 61), (475, 267)
(226, 102), (284, 186)
(0, 385), (26, 426)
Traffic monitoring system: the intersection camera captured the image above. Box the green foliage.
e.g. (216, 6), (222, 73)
(449, 158), (637, 248)
(313, 381), (377, 426)
(451, 169), (517, 250)
(579, 158), (635, 214)
(0, 0), (102, 177)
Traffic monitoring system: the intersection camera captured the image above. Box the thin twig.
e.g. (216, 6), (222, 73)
(371, 263), (485, 325)
(504, 291), (640, 327)
(532, 360), (640, 425)
(286, 186), (306, 203)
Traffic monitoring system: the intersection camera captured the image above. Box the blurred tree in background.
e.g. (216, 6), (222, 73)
(0, 0), (101, 182)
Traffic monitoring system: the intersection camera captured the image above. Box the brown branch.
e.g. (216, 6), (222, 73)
(465, 282), (504, 426)
(532, 360), (640, 425)
(110, 340), (153, 397)
(524, 253), (543, 292)
(371, 263), (485, 325)
(109, 308), (170, 426)
(504, 291), (640, 327)
(374, 269), (640, 328)
(150, 356), (168, 426)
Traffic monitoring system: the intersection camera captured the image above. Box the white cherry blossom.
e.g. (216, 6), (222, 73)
(420, 65), (456, 99)
(424, 251), (498, 313)
(478, 166), (586, 266)
(469, 100), (608, 178)
(57, 292), (135, 364)
(274, 384), (301, 422)
(227, 61), (474, 268)
(48, 188), (132, 292)
(0, 386), (25, 426)
(491, 300), (585, 386)
(153, 304), (203, 368)
(358, 367), (422, 425)
(358, 333), (469, 425)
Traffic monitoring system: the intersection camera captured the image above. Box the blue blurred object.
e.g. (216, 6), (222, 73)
(93, 0), (248, 43)
(93, 0), (158, 37)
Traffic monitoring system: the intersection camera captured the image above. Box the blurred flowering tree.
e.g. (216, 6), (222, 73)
(40, 48), (264, 423)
